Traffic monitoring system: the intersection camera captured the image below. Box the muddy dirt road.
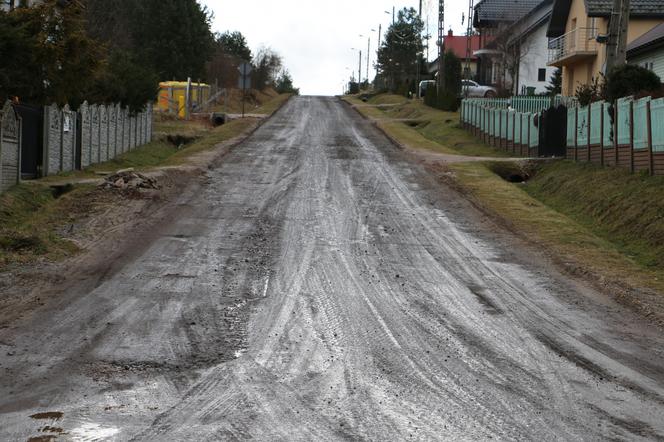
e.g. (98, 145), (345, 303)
(1, 97), (664, 440)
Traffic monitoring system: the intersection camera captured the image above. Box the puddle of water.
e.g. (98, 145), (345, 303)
(70, 423), (119, 441)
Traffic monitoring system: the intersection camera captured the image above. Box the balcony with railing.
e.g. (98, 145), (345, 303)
(548, 28), (599, 66)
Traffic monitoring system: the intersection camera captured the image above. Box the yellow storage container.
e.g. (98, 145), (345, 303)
(157, 81), (212, 116)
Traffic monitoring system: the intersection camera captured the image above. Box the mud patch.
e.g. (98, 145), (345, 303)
(30, 412), (63, 420)
(334, 145), (358, 160)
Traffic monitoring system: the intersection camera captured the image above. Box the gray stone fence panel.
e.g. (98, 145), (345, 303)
(80, 101), (92, 168)
(109, 105), (117, 159)
(100, 105), (109, 162)
(42, 103), (62, 176)
(1, 101), (22, 193)
(61, 104), (76, 173)
(122, 108), (130, 153)
(91, 104), (100, 164)
(34, 102), (152, 179)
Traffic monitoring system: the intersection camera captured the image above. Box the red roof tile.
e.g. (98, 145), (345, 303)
(443, 32), (482, 60)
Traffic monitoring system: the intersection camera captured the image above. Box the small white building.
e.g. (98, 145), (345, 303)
(506, 0), (558, 94)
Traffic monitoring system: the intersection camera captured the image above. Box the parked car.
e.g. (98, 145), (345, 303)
(418, 80), (436, 98)
(461, 80), (497, 98)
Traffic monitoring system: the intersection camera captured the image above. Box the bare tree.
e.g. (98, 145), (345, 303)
(491, 23), (533, 95)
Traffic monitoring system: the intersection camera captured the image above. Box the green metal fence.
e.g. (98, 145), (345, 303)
(633, 96), (650, 150)
(460, 93), (664, 174)
(617, 97), (633, 146)
(589, 101), (603, 146)
(651, 98), (664, 152)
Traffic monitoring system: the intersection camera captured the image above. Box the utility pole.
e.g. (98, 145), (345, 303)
(464, 0), (474, 97)
(367, 37), (371, 85)
(359, 50), (363, 88)
(377, 25), (382, 83)
(605, 0), (630, 74)
(437, 0), (445, 92)
(417, 0), (423, 98)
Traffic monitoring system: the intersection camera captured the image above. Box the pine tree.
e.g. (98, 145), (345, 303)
(545, 68), (562, 96)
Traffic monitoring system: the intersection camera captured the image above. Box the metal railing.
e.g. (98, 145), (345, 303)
(548, 28), (598, 64)
(462, 95), (577, 113)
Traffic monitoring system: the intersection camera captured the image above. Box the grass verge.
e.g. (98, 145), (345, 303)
(1, 93), (291, 267)
(0, 184), (98, 266)
(343, 93), (510, 157)
(447, 160), (664, 295)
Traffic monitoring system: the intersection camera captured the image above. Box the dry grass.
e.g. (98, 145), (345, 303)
(0, 92), (291, 267)
(448, 160), (664, 294)
(343, 94), (510, 158)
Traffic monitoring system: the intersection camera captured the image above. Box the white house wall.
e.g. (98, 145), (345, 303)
(518, 24), (557, 94)
(629, 49), (664, 81)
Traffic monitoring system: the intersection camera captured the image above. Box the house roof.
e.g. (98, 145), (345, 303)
(585, 0), (664, 16)
(548, 0), (664, 37)
(473, 0), (542, 27)
(504, 0), (553, 44)
(443, 32), (482, 60)
(627, 22), (664, 56)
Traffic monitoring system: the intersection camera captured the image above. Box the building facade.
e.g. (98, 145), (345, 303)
(505, 0), (558, 94)
(627, 23), (664, 80)
(547, 0), (664, 96)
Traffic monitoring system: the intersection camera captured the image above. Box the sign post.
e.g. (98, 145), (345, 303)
(238, 62), (252, 118)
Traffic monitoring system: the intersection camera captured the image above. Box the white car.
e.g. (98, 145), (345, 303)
(461, 80), (497, 98)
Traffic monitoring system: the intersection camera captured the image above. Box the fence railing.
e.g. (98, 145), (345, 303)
(548, 27), (598, 65)
(0, 101), (154, 194)
(460, 95), (664, 175)
(460, 99), (544, 158)
(43, 102), (152, 176)
(463, 95), (577, 113)
(565, 96), (664, 174)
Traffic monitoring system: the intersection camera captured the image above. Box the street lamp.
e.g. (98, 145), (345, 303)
(385, 7), (395, 24)
(350, 47), (362, 85)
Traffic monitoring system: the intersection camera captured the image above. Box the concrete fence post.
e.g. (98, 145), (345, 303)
(647, 100), (654, 176)
(629, 100), (635, 173)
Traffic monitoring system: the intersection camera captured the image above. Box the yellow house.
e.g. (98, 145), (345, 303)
(546, 0), (664, 95)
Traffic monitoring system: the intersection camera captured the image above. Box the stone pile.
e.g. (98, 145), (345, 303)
(100, 168), (159, 190)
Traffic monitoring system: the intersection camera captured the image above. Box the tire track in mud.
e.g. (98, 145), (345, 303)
(1, 97), (664, 441)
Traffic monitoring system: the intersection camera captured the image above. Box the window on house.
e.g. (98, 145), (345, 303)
(538, 68), (546, 82)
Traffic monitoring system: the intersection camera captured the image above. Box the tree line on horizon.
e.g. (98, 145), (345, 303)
(0, 0), (297, 111)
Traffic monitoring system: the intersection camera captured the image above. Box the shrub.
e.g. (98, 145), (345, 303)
(603, 64), (661, 103)
(575, 77), (602, 106)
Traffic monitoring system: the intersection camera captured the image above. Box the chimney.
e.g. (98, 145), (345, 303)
(448, 29), (453, 37)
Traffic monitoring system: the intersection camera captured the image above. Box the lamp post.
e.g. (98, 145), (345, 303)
(385, 7), (395, 24)
(351, 47), (362, 87)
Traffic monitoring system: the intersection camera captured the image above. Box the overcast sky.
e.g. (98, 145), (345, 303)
(199, 0), (468, 96)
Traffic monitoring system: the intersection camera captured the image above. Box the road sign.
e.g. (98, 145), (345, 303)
(238, 62), (253, 77)
(238, 76), (251, 90)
